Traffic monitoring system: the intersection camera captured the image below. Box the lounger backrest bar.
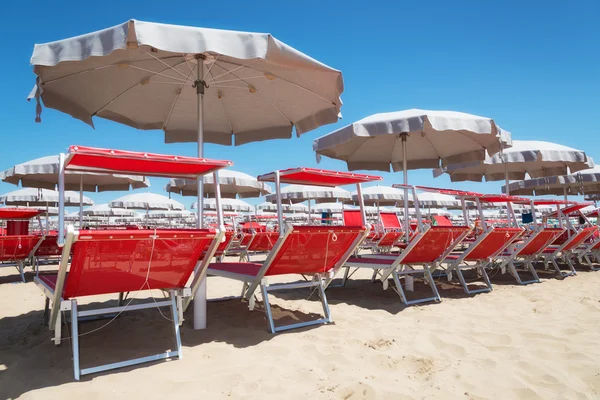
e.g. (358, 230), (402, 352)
(463, 227), (524, 261)
(560, 226), (597, 252)
(265, 225), (367, 276)
(247, 232), (280, 252)
(61, 229), (218, 299)
(516, 228), (564, 256)
(342, 210), (363, 226)
(0, 235), (40, 261)
(380, 212), (401, 229)
(401, 226), (471, 264)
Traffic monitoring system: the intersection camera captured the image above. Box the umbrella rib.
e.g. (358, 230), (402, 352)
(204, 63), (246, 83)
(92, 59), (190, 117)
(164, 66), (196, 131)
(207, 68), (234, 134)
(214, 58), (337, 106)
(141, 50), (192, 81)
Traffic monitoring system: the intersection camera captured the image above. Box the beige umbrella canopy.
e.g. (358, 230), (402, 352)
(165, 169), (271, 199)
(504, 164), (600, 197)
(0, 188), (93, 207)
(30, 19), (343, 146)
(0, 155), (149, 192)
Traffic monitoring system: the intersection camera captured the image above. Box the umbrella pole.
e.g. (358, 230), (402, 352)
(79, 175), (83, 228)
(307, 199), (311, 226)
(275, 170), (284, 235)
(58, 153), (65, 246)
(501, 142), (510, 195)
(194, 55), (208, 330)
(401, 134), (410, 241)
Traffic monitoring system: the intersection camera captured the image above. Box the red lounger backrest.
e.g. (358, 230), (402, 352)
(342, 210), (363, 226)
(62, 229), (216, 299)
(214, 231), (234, 255)
(561, 226), (597, 252)
(380, 212), (401, 229)
(401, 226), (469, 264)
(239, 233), (253, 246)
(247, 232), (280, 252)
(35, 235), (62, 257)
(464, 228), (523, 261)
(265, 225), (366, 276)
(517, 228), (564, 256)
(0, 235), (39, 261)
(433, 216), (453, 226)
(377, 231), (403, 246)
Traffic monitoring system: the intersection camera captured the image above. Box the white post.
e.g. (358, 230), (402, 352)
(356, 183), (367, 226)
(78, 175), (83, 228)
(502, 142), (510, 195)
(275, 171), (284, 235)
(307, 198), (311, 226)
(461, 197), (469, 226)
(530, 200), (538, 229)
(58, 153), (65, 246)
(401, 134), (410, 240)
(193, 55), (208, 329)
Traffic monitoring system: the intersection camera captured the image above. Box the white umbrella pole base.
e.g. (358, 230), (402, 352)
(193, 278), (207, 329)
(405, 275), (414, 292)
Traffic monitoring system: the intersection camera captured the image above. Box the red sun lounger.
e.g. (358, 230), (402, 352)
(239, 231), (280, 261)
(344, 225), (471, 305)
(442, 227), (524, 294)
(34, 226), (223, 380)
(539, 226), (597, 277)
(0, 235), (42, 282)
(208, 225), (367, 333)
(576, 234), (600, 271)
(497, 227), (565, 284)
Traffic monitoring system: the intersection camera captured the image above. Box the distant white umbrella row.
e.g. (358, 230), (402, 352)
(165, 169), (271, 199)
(0, 187), (93, 207)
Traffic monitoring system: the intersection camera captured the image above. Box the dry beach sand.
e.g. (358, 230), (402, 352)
(1, 260), (599, 399)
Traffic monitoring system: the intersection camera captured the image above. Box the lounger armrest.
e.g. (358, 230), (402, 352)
(49, 225), (78, 330)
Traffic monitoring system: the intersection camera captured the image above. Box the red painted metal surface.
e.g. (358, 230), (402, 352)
(463, 228), (523, 261)
(247, 232), (280, 252)
(265, 226), (366, 275)
(258, 167), (382, 186)
(402, 226), (470, 264)
(66, 145), (232, 178)
(516, 228), (564, 256)
(61, 229), (216, 299)
(413, 186), (482, 197)
(35, 234), (62, 257)
(432, 216), (453, 226)
(560, 227), (597, 252)
(0, 208), (42, 220)
(0, 235), (40, 261)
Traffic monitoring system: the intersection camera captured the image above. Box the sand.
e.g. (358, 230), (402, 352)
(1, 260), (599, 399)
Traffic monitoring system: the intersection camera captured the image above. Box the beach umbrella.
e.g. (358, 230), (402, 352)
(30, 19), (343, 229)
(166, 169), (271, 199)
(412, 191), (462, 209)
(314, 109), (511, 232)
(350, 185), (407, 207)
(435, 140), (593, 194)
(109, 193), (185, 213)
(256, 201), (308, 213)
(264, 184), (351, 223)
(0, 188), (93, 207)
(504, 164), (600, 199)
(192, 198), (254, 212)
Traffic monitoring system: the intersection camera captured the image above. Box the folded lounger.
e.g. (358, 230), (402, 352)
(344, 225), (470, 305)
(34, 226), (223, 380)
(208, 225), (367, 333)
(442, 227), (524, 294)
(539, 226), (597, 277)
(239, 231), (280, 261)
(497, 227), (565, 284)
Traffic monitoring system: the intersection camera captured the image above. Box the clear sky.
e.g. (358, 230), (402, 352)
(1, 1), (599, 209)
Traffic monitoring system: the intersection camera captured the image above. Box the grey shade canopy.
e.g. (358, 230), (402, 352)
(30, 19), (343, 146)
(350, 185), (407, 206)
(503, 164), (600, 196)
(109, 192), (185, 210)
(435, 140), (593, 182)
(81, 203), (136, 217)
(165, 169), (271, 198)
(256, 201), (308, 213)
(0, 188), (93, 207)
(0, 155), (149, 192)
(191, 197), (254, 212)
(313, 109), (512, 172)
(264, 184), (351, 204)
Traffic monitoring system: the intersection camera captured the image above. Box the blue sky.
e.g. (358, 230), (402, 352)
(2, 1), (599, 209)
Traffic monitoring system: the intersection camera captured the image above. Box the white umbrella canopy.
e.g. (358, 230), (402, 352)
(0, 155), (149, 192)
(191, 198), (254, 212)
(415, 191), (462, 209)
(146, 210), (193, 219)
(350, 185), (408, 206)
(30, 19), (343, 146)
(435, 140), (593, 182)
(0, 188), (93, 207)
(256, 201), (308, 213)
(165, 170), (271, 199)
(109, 192), (184, 211)
(81, 203), (136, 217)
(311, 202), (378, 214)
(504, 164), (600, 196)
(313, 109), (511, 174)
(414, 207), (454, 217)
(264, 184), (351, 204)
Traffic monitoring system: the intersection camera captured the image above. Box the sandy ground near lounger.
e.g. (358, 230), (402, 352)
(0, 258), (599, 400)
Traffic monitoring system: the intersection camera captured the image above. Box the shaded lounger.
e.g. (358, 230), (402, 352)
(34, 226), (223, 380)
(208, 225), (367, 333)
